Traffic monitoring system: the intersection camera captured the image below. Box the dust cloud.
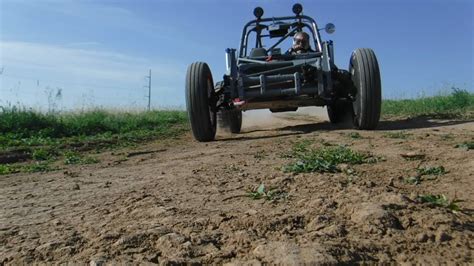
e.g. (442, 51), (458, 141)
(241, 107), (328, 131)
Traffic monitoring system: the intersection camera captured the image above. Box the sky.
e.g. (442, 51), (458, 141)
(0, 0), (473, 110)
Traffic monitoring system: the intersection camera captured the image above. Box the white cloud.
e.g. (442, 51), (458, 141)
(0, 41), (185, 109)
(1, 40), (182, 85)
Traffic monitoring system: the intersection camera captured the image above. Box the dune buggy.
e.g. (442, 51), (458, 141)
(186, 3), (381, 141)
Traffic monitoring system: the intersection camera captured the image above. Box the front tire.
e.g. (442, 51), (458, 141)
(350, 48), (382, 129)
(185, 62), (217, 141)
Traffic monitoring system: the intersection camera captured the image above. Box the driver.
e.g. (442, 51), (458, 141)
(286, 31), (314, 54)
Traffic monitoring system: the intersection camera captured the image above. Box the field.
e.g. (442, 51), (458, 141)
(1, 90), (473, 264)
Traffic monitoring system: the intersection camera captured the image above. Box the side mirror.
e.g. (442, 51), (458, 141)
(325, 23), (336, 34)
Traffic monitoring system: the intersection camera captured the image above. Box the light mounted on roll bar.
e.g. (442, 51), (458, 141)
(292, 3), (303, 15)
(254, 7), (264, 19)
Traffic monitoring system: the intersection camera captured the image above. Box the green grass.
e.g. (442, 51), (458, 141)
(406, 165), (446, 185)
(417, 194), (463, 213)
(285, 142), (376, 173)
(0, 108), (188, 175)
(382, 88), (474, 119)
(455, 141), (474, 150)
(0, 107), (188, 139)
(247, 184), (287, 201)
(417, 166), (446, 176)
(383, 131), (411, 139)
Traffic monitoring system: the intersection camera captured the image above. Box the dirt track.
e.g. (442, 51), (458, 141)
(1, 108), (473, 264)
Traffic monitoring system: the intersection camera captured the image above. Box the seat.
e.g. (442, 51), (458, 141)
(249, 48), (267, 58)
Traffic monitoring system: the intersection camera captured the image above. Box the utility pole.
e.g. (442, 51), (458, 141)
(145, 69), (152, 111)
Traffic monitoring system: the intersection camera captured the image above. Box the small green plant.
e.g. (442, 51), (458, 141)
(417, 166), (446, 176)
(455, 141), (474, 150)
(0, 164), (16, 175)
(293, 139), (311, 153)
(32, 148), (52, 161)
(285, 145), (374, 173)
(64, 151), (99, 165)
(64, 151), (82, 165)
(247, 184), (287, 201)
(383, 131), (411, 139)
(347, 132), (362, 139)
(82, 156), (100, 164)
(23, 162), (55, 173)
(405, 175), (422, 185)
(406, 165), (446, 185)
(417, 194), (463, 213)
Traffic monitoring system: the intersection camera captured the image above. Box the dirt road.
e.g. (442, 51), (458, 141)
(1, 108), (473, 264)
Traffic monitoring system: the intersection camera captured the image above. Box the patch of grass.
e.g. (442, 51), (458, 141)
(285, 145), (375, 173)
(0, 108), (187, 174)
(347, 132), (362, 139)
(417, 194), (463, 213)
(382, 88), (474, 119)
(383, 131), (411, 139)
(417, 166), (446, 176)
(0, 164), (16, 175)
(455, 141), (474, 150)
(247, 184), (287, 201)
(0, 107), (188, 139)
(406, 165), (446, 185)
(32, 148), (54, 161)
(23, 162), (56, 173)
(64, 151), (99, 165)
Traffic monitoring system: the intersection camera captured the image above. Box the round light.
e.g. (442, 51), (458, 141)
(325, 23), (336, 34)
(292, 3), (303, 15)
(254, 7), (264, 19)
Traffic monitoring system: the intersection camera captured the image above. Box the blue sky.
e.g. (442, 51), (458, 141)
(0, 0), (473, 110)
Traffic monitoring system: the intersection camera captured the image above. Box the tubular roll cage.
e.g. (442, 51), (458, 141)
(239, 15), (324, 58)
(223, 14), (335, 108)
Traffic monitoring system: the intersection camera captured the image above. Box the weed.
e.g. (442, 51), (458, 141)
(383, 131), (411, 139)
(406, 165), (446, 185)
(32, 148), (53, 161)
(0, 164), (16, 175)
(347, 132), (362, 139)
(417, 166), (446, 176)
(455, 141), (474, 150)
(63, 151), (99, 165)
(247, 184), (287, 201)
(23, 162), (55, 173)
(285, 145), (373, 173)
(382, 88), (474, 119)
(417, 194), (463, 213)
(64, 151), (82, 165)
(405, 175), (422, 185)
(293, 139), (311, 153)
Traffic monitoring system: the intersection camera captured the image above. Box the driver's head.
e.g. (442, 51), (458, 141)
(292, 31), (310, 53)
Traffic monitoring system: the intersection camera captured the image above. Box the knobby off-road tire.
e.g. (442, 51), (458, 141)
(186, 62), (217, 142)
(218, 109), (242, 134)
(350, 48), (382, 129)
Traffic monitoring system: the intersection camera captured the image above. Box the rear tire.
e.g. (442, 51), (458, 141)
(218, 109), (242, 133)
(185, 62), (217, 141)
(349, 48), (382, 129)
